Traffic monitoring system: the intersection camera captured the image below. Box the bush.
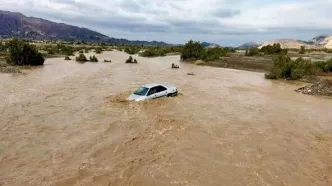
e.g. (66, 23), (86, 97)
(89, 55), (98, 62)
(260, 43), (287, 55)
(6, 39), (44, 66)
(181, 40), (204, 61)
(79, 50), (84, 54)
(202, 47), (229, 61)
(126, 56), (133, 63)
(76, 53), (88, 62)
(124, 46), (141, 54)
(95, 48), (102, 54)
(64, 56), (71, 60)
(265, 55), (316, 80)
(85, 49), (89, 53)
(104, 59), (112, 62)
(246, 48), (259, 56)
(299, 46), (306, 54)
(315, 59), (332, 72)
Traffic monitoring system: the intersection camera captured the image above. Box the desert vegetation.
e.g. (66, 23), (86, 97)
(6, 39), (44, 66)
(76, 53), (88, 62)
(265, 54), (332, 80)
(180, 40), (235, 61)
(89, 55), (99, 62)
(139, 46), (182, 57)
(245, 43), (288, 56)
(64, 56), (71, 60)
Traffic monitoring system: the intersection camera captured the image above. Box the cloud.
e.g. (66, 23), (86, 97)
(0, 0), (332, 46)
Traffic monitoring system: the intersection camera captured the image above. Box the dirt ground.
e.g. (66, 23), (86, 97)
(0, 51), (332, 186)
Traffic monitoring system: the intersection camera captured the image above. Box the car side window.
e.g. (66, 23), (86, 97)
(156, 86), (167, 93)
(147, 87), (157, 96)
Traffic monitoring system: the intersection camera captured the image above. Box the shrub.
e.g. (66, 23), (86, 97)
(76, 53), (88, 62)
(104, 59), (112, 62)
(89, 55), (98, 62)
(265, 55), (316, 80)
(95, 48), (102, 54)
(6, 39), (44, 66)
(79, 50), (84, 54)
(202, 47), (229, 61)
(299, 46), (306, 54)
(126, 56), (133, 63)
(181, 40), (204, 61)
(64, 56), (71, 60)
(124, 46), (141, 54)
(260, 43), (287, 55)
(85, 49), (89, 53)
(315, 59), (332, 72)
(246, 48), (259, 56)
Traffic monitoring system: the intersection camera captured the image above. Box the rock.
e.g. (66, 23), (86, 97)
(171, 63), (179, 69)
(295, 79), (332, 96)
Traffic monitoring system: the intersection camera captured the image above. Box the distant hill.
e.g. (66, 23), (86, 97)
(237, 42), (260, 49)
(259, 36), (332, 49)
(201, 42), (220, 48)
(0, 10), (169, 46)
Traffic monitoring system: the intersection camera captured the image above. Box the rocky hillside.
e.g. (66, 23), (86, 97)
(0, 10), (168, 46)
(259, 36), (332, 49)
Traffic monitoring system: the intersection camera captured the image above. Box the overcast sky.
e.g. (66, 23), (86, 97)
(1, 0), (332, 46)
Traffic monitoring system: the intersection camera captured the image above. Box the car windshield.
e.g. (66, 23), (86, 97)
(134, 87), (149, 96)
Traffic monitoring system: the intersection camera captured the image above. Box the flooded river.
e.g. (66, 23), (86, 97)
(0, 51), (331, 186)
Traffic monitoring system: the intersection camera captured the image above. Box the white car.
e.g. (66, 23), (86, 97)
(127, 83), (178, 101)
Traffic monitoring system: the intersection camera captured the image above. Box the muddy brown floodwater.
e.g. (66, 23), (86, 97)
(0, 51), (332, 186)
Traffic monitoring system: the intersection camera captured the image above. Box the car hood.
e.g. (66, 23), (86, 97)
(127, 94), (143, 101)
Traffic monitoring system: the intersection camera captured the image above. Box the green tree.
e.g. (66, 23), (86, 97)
(75, 53), (88, 62)
(6, 39), (44, 66)
(180, 40), (204, 61)
(247, 48), (260, 56)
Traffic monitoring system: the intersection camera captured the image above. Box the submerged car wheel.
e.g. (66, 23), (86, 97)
(167, 92), (178, 97)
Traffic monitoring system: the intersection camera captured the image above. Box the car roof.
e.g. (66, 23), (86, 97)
(142, 83), (169, 88)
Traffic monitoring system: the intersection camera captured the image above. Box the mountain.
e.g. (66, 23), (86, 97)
(259, 36), (332, 49)
(237, 42), (260, 49)
(201, 42), (220, 48)
(311, 35), (332, 48)
(0, 10), (169, 46)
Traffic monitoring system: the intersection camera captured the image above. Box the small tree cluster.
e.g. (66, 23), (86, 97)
(76, 53), (88, 62)
(180, 40), (204, 61)
(6, 39), (44, 66)
(245, 48), (259, 56)
(180, 40), (234, 61)
(265, 55), (316, 80)
(260, 43), (287, 55)
(315, 59), (332, 73)
(124, 46), (141, 54)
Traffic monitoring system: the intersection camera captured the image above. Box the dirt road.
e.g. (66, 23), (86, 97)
(1, 51), (331, 186)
